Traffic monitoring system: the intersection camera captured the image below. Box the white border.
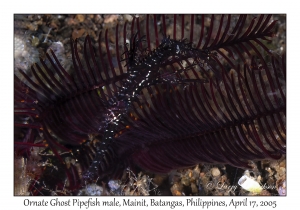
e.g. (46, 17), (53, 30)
(3, 1), (296, 209)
